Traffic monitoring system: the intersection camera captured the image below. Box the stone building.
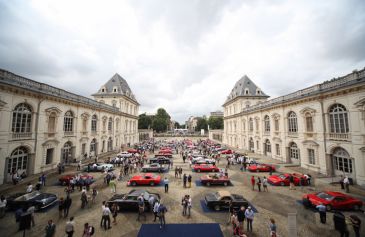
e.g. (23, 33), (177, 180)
(222, 69), (365, 186)
(0, 69), (139, 184)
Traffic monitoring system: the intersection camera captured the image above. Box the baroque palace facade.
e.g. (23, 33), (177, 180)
(222, 68), (365, 186)
(0, 69), (139, 184)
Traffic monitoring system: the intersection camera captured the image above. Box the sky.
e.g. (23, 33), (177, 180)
(0, 0), (365, 123)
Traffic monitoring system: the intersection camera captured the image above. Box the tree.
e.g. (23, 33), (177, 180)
(138, 113), (152, 129)
(208, 116), (223, 129)
(196, 117), (208, 131)
(152, 108), (170, 132)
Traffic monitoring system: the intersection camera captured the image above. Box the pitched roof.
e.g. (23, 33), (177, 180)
(225, 75), (269, 103)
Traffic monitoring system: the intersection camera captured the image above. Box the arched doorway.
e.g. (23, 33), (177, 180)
(332, 147), (353, 178)
(62, 142), (73, 163)
(7, 147), (29, 177)
(289, 142), (300, 164)
(107, 137), (113, 152)
(264, 139), (271, 156)
(90, 138), (97, 157)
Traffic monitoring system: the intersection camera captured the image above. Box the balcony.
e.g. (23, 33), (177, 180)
(64, 131), (75, 137)
(328, 133), (350, 141)
(12, 132), (33, 140)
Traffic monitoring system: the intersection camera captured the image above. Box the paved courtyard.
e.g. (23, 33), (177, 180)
(0, 138), (364, 237)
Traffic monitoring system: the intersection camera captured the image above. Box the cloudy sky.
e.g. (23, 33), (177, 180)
(1, 0), (365, 123)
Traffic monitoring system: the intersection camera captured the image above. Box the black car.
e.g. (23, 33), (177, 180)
(7, 191), (58, 211)
(107, 189), (160, 212)
(204, 191), (248, 211)
(149, 156), (171, 164)
(141, 163), (167, 173)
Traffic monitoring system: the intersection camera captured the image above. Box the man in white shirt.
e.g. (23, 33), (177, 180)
(65, 216), (75, 237)
(102, 204), (111, 230)
(153, 201), (160, 222)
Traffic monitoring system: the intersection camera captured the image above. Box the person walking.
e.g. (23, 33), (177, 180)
(179, 167), (183, 178)
(58, 197), (65, 218)
(316, 203), (327, 224)
(187, 195), (192, 218)
(45, 220), (56, 237)
(137, 195), (146, 221)
(333, 211), (349, 237)
(175, 167), (179, 178)
(64, 196), (72, 217)
(269, 218), (277, 237)
(182, 195), (188, 216)
(263, 177), (268, 192)
(102, 203), (111, 230)
(237, 206), (245, 231)
(27, 205), (36, 227)
(77, 160), (82, 171)
(109, 178), (116, 193)
(158, 203), (168, 229)
(65, 217), (75, 237)
(164, 177), (169, 193)
(41, 173), (46, 186)
(0, 195), (6, 218)
(183, 174), (187, 188)
(348, 215), (361, 237)
(289, 175), (295, 190)
(92, 188), (98, 204)
(344, 176), (350, 193)
(188, 174), (192, 188)
(111, 203), (118, 224)
(227, 201), (234, 224)
(245, 206), (254, 232)
(251, 176), (255, 191)
(153, 201), (160, 222)
(81, 191), (88, 209)
(82, 223), (94, 237)
(340, 175), (345, 189)
(257, 177), (262, 192)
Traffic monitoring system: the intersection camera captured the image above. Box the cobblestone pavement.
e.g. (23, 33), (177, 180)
(0, 138), (364, 237)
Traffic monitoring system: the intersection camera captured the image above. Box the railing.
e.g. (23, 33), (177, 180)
(12, 132), (32, 139)
(328, 133), (350, 141)
(64, 131), (75, 137)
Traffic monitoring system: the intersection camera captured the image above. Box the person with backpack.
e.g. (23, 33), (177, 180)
(158, 203), (168, 229)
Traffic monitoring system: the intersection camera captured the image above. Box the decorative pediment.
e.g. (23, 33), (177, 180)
(273, 137), (282, 143)
(300, 107), (316, 116)
(45, 107), (62, 116)
(354, 98), (365, 108)
(302, 140), (319, 146)
(42, 139), (60, 146)
(271, 113), (280, 120)
(81, 112), (90, 120)
(102, 116), (108, 121)
(79, 137), (89, 142)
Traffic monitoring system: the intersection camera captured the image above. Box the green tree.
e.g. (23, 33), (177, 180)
(208, 116), (223, 129)
(138, 113), (152, 129)
(196, 117), (208, 131)
(152, 108), (170, 132)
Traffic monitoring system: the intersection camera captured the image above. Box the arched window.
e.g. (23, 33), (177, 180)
(333, 148), (352, 173)
(63, 111), (74, 132)
(7, 147), (28, 174)
(265, 139), (271, 152)
(249, 138), (254, 151)
(264, 115), (270, 132)
(249, 118), (253, 132)
(91, 115), (97, 132)
(288, 111), (298, 133)
(62, 142), (72, 163)
(329, 104), (349, 133)
(107, 137), (113, 151)
(90, 138), (96, 153)
(48, 112), (57, 133)
(289, 142), (300, 160)
(12, 103), (32, 133)
(108, 117), (113, 131)
(255, 118), (259, 131)
(305, 112), (313, 132)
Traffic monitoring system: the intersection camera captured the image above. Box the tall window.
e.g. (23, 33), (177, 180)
(264, 115), (270, 132)
(91, 115), (97, 132)
(274, 119), (279, 131)
(256, 141), (259, 150)
(242, 120), (246, 132)
(333, 148), (352, 173)
(265, 139), (271, 152)
(82, 119), (87, 131)
(103, 118), (107, 131)
(108, 117), (113, 131)
(249, 138), (254, 151)
(308, 149), (315, 165)
(288, 111), (298, 133)
(329, 104), (349, 133)
(90, 138), (96, 153)
(63, 111), (74, 132)
(12, 103), (32, 133)
(107, 137), (113, 151)
(255, 119), (259, 131)
(7, 147), (28, 173)
(305, 113), (313, 132)
(249, 118), (253, 132)
(48, 112), (56, 133)
(276, 144), (280, 155)
(289, 142), (300, 160)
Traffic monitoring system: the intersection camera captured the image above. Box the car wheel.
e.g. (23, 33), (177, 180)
(132, 181), (137, 186)
(326, 205), (332, 211)
(280, 182), (285, 186)
(206, 182), (211, 186)
(214, 205), (220, 211)
(150, 182), (155, 186)
(353, 205), (360, 211)
(198, 169), (201, 172)
(223, 182), (228, 186)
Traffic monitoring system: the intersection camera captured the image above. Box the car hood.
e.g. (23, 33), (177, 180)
(205, 193), (218, 202)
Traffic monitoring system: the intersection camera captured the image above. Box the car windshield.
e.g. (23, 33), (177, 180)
(214, 192), (221, 199)
(316, 192), (334, 201)
(143, 192), (150, 200)
(278, 174), (286, 179)
(16, 191), (41, 201)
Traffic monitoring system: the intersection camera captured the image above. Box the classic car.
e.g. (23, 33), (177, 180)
(58, 173), (94, 185)
(204, 191), (249, 211)
(248, 164), (276, 172)
(108, 189), (160, 212)
(200, 174), (230, 186)
(127, 149), (138, 153)
(302, 191), (363, 211)
(82, 163), (114, 172)
(149, 156), (171, 164)
(155, 153), (173, 158)
(221, 149), (233, 154)
(159, 149), (172, 154)
(141, 163), (167, 173)
(128, 173), (161, 186)
(192, 164), (220, 173)
(268, 173), (308, 186)
(192, 158), (216, 165)
(6, 191), (58, 211)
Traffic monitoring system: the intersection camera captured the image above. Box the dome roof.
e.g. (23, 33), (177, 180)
(225, 75), (269, 103)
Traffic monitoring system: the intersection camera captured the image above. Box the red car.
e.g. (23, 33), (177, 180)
(127, 149), (138, 153)
(59, 174), (93, 185)
(248, 164), (276, 172)
(159, 150), (172, 155)
(193, 164), (220, 173)
(302, 191), (363, 211)
(268, 173), (307, 186)
(221, 149), (233, 154)
(200, 174), (230, 186)
(128, 173), (161, 186)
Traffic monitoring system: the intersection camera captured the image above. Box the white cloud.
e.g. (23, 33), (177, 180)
(0, 0), (364, 123)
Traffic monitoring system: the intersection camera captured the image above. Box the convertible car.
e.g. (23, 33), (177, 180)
(192, 157), (215, 165)
(141, 163), (167, 173)
(193, 164), (220, 173)
(248, 164), (276, 172)
(302, 191), (363, 211)
(204, 191), (249, 211)
(108, 189), (160, 212)
(82, 163), (114, 172)
(149, 156), (171, 164)
(127, 173), (161, 186)
(268, 173), (307, 186)
(59, 173), (94, 185)
(6, 191), (58, 211)
(200, 174), (230, 186)
(221, 149), (233, 154)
